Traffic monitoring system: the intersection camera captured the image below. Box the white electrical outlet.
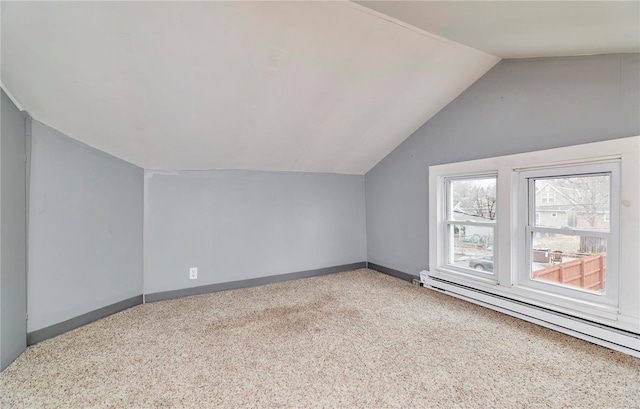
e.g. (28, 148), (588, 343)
(189, 267), (198, 280)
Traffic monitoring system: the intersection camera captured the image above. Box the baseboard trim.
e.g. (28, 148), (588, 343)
(425, 276), (640, 357)
(145, 262), (367, 303)
(27, 295), (143, 346)
(367, 262), (418, 282)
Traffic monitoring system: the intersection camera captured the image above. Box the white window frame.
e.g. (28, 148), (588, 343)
(518, 163), (619, 308)
(428, 136), (640, 334)
(443, 174), (498, 281)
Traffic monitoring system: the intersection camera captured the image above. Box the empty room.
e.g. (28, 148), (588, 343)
(1, 1), (639, 407)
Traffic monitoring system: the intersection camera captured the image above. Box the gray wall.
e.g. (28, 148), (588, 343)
(365, 53), (640, 276)
(1, 90), (27, 370)
(28, 121), (143, 332)
(144, 170), (366, 295)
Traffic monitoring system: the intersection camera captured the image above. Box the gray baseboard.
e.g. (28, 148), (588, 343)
(27, 295), (143, 346)
(25, 262), (395, 345)
(367, 262), (419, 282)
(145, 262), (367, 303)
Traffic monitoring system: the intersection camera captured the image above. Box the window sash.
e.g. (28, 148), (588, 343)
(442, 174), (498, 279)
(519, 163), (619, 307)
(444, 174), (497, 220)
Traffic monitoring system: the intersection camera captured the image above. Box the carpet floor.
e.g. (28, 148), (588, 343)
(1, 268), (638, 408)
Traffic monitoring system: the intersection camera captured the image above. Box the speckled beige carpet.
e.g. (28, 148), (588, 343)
(1, 269), (638, 408)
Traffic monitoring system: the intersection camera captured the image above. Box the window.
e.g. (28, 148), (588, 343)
(428, 136), (639, 335)
(445, 176), (496, 278)
(541, 192), (555, 203)
(520, 165), (619, 306)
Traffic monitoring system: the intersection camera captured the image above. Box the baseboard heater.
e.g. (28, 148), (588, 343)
(424, 275), (640, 358)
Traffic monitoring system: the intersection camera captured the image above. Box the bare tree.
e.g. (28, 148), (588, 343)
(473, 186), (496, 220)
(551, 175), (609, 229)
(546, 175), (609, 254)
(452, 179), (496, 220)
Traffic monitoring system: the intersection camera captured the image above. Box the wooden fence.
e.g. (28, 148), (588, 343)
(533, 253), (606, 291)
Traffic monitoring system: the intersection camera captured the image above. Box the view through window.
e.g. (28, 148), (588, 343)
(529, 174), (611, 293)
(430, 137), (638, 342)
(446, 176), (496, 276)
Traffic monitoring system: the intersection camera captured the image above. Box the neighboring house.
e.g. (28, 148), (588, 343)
(535, 183), (574, 228)
(534, 182), (610, 231)
(535, 181), (609, 255)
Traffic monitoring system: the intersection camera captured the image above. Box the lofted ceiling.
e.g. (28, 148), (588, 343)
(2, 1), (637, 174)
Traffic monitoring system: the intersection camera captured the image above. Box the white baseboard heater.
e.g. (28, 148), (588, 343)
(424, 275), (640, 358)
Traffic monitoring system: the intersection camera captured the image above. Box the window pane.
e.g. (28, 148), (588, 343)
(448, 224), (494, 273)
(531, 232), (606, 293)
(534, 175), (610, 231)
(449, 177), (497, 223)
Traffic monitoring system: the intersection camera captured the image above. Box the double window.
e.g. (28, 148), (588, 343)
(430, 136), (639, 331)
(442, 165), (617, 306)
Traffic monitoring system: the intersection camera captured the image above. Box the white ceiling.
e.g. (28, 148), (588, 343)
(356, 1), (640, 58)
(2, 2), (637, 174)
(1, 1), (497, 174)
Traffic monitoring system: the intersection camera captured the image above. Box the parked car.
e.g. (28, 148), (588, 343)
(468, 255), (493, 272)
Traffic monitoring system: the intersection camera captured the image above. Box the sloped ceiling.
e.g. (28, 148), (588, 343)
(356, 1), (640, 58)
(1, 1), (498, 174)
(3, 2), (638, 174)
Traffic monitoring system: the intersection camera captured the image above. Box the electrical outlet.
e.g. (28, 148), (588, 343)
(189, 267), (198, 280)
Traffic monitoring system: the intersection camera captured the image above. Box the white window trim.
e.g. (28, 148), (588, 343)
(428, 136), (640, 334)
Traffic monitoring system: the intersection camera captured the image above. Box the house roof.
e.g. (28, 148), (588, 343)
(535, 181), (610, 213)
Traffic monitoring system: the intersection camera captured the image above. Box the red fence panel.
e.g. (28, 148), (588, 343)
(533, 253), (606, 291)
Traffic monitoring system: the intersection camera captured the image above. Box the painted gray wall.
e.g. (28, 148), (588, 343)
(144, 170), (366, 294)
(28, 121), (143, 332)
(365, 53), (640, 276)
(1, 90), (27, 370)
